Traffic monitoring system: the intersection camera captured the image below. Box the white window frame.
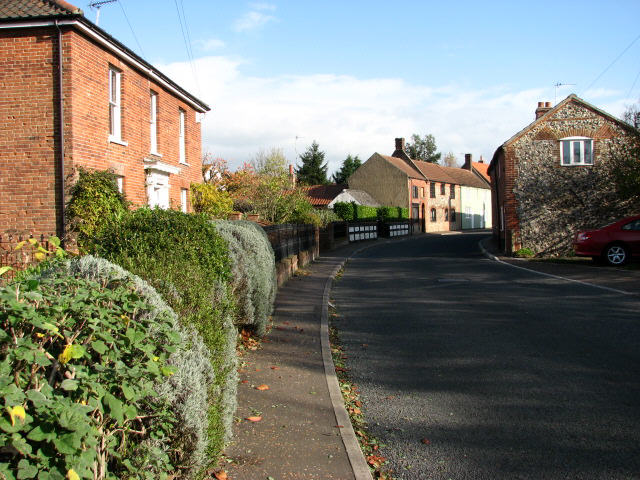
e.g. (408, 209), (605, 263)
(150, 91), (159, 155)
(560, 137), (593, 166)
(179, 109), (187, 164)
(181, 188), (188, 213)
(108, 67), (124, 144)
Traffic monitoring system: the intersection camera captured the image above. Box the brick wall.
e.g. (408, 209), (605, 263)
(0, 25), (204, 239)
(424, 181), (460, 232)
(66, 29), (202, 210)
(0, 29), (60, 236)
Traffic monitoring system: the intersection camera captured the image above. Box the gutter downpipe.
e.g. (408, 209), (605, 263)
(55, 20), (65, 247)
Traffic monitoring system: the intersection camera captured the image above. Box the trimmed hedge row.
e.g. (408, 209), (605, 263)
(94, 209), (238, 464)
(0, 257), (211, 479)
(332, 202), (409, 222)
(211, 220), (277, 336)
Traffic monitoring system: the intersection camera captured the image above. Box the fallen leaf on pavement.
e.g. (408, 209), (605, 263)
(335, 425), (344, 428)
(213, 471), (228, 480)
(255, 384), (269, 391)
(241, 380), (248, 384)
(246, 416), (262, 422)
(421, 438), (431, 445)
(270, 366), (279, 370)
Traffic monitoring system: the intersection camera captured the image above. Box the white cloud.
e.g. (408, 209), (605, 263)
(158, 56), (582, 174)
(233, 10), (276, 32)
(196, 37), (225, 51)
(249, 2), (276, 11)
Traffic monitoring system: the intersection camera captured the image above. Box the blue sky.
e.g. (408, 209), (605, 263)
(77, 0), (640, 173)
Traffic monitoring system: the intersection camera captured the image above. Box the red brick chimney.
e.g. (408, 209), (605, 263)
(289, 164), (296, 187)
(463, 153), (472, 170)
(535, 101), (552, 119)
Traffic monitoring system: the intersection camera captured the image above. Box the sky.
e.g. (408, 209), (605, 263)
(77, 0), (640, 174)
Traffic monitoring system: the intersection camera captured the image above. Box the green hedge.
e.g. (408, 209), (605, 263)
(66, 168), (129, 252)
(354, 205), (378, 221)
(67, 256), (215, 479)
(94, 208), (237, 464)
(333, 202), (355, 221)
(0, 259), (185, 479)
(212, 220), (277, 336)
(332, 202), (409, 222)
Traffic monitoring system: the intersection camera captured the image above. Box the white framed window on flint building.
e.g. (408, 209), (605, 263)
(560, 137), (593, 166)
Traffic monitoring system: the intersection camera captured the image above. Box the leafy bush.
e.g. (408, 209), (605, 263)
(399, 207), (409, 219)
(67, 256), (214, 479)
(212, 221), (276, 336)
(514, 247), (535, 258)
(333, 202), (355, 221)
(354, 205), (377, 221)
(94, 208), (237, 462)
(66, 168), (128, 252)
(190, 183), (234, 219)
(0, 260), (181, 480)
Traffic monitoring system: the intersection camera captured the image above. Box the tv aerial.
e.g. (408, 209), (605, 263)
(554, 82), (576, 105)
(89, 0), (117, 26)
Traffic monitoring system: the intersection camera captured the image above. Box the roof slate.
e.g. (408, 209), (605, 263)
(0, 0), (81, 19)
(336, 189), (380, 206)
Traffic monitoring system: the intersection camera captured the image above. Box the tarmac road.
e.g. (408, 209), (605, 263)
(331, 232), (640, 480)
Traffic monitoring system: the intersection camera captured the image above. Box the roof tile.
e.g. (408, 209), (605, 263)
(0, 0), (81, 19)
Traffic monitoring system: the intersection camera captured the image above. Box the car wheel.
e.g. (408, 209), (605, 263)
(603, 244), (629, 266)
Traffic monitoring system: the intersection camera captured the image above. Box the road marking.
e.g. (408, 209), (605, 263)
(478, 240), (635, 296)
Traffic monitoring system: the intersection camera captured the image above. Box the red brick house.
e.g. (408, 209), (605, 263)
(488, 95), (638, 255)
(0, 0), (210, 240)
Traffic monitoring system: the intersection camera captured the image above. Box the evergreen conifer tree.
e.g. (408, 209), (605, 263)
(332, 154), (362, 184)
(295, 141), (328, 185)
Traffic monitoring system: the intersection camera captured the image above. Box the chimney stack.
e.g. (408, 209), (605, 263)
(479, 155), (484, 164)
(395, 137), (405, 152)
(535, 101), (552, 119)
(463, 153), (472, 170)
(289, 164), (296, 187)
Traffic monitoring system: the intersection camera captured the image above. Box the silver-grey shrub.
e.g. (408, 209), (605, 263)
(66, 256), (214, 478)
(212, 220), (277, 336)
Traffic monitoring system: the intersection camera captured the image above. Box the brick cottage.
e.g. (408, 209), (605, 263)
(0, 0), (210, 240)
(488, 95), (638, 255)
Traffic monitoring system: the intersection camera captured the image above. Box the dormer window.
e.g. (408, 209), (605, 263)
(560, 137), (593, 166)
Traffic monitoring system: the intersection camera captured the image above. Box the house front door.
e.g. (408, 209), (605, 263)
(412, 204), (420, 233)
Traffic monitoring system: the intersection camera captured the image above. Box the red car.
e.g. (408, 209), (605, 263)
(573, 214), (640, 265)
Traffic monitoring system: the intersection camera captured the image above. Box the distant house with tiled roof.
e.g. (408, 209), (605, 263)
(488, 94), (639, 255)
(0, 0), (210, 240)
(348, 138), (462, 232)
(299, 184), (347, 208)
(462, 154), (491, 184)
(446, 161), (492, 230)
